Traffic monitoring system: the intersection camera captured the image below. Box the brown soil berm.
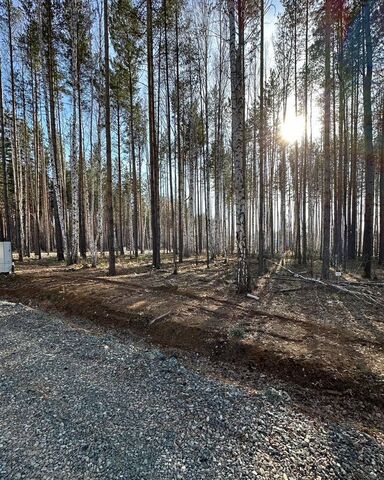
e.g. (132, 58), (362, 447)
(1, 255), (383, 406)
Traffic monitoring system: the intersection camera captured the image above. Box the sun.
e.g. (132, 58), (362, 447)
(280, 114), (305, 144)
(280, 104), (323, 144)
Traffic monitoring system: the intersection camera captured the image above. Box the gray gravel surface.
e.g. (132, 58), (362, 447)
(0, 300), (383, 479)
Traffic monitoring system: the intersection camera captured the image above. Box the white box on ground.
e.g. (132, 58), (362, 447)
(0, 241), (12, 274)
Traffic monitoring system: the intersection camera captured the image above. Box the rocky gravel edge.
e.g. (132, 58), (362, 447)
(0, 300), (383, 479)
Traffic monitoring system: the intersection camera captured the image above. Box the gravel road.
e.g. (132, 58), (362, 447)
(0, 300), (383, 479)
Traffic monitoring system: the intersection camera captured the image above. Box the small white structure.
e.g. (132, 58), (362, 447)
(0, 241), (13, 274)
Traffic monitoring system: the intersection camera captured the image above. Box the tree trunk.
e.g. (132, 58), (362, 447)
(69, 5), (79, 264)
(0, 56), (11, 242)
(379, 99), (384, 265)
(362, 2), (374, 278)
(302, 0), (309, 264)
(43, 0), (67, 261)
(104, 0), (116, 275)
(147, 0), (160, 268)
(228, 0), (249, 293)
(116, 99), (124, 256)
(175, 7), (183, 264)
(164, 0), (177, 273)
(7, 0), (24, 260)
(322, 0), (331, 279)
(128, 69), (138, 259)
(258, 0), (265, 275)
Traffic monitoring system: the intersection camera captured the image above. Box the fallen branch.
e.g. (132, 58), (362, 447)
(338, 281), (384, 287)
(247, 293), (260, 301)
(275, 286), (313, 294)
(267, 260), (384, 307)
(149, 311), (171, 326)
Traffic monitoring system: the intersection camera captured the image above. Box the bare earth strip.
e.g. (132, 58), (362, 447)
(1, 257), (383, 409)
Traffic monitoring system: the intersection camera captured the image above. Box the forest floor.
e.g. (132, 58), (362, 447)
(0, 253), (383, 416)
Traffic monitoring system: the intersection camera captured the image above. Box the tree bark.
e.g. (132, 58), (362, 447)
(104, 0), (116, 275)
(7, 0), (24, 260)
(362, 1), (374, 278)
(322, 0), (331, 279)
(0, 56), (11, 242)
(228, 0), (249, 293)
(259, 0), (265, 275)
(147, 0), (160, 268)
(379, 99), (384, 265)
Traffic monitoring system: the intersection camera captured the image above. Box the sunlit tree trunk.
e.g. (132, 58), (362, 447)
(77, 57), (87, 260)
(7, 0), (24, 260)
(0, 56), (11, 242)
(69, 3), (79, 264)
(31, 62), (41, 258)
(128, 67), (139, 259)
(104, 0), (116, 275)
(164, 0), (177, 273)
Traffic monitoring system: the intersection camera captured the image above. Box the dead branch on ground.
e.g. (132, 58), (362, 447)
(267, 260), (384, 308)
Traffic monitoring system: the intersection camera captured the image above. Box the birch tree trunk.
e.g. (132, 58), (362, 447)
(228, 0), (249, 293)
(69, 1), (79, 265)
